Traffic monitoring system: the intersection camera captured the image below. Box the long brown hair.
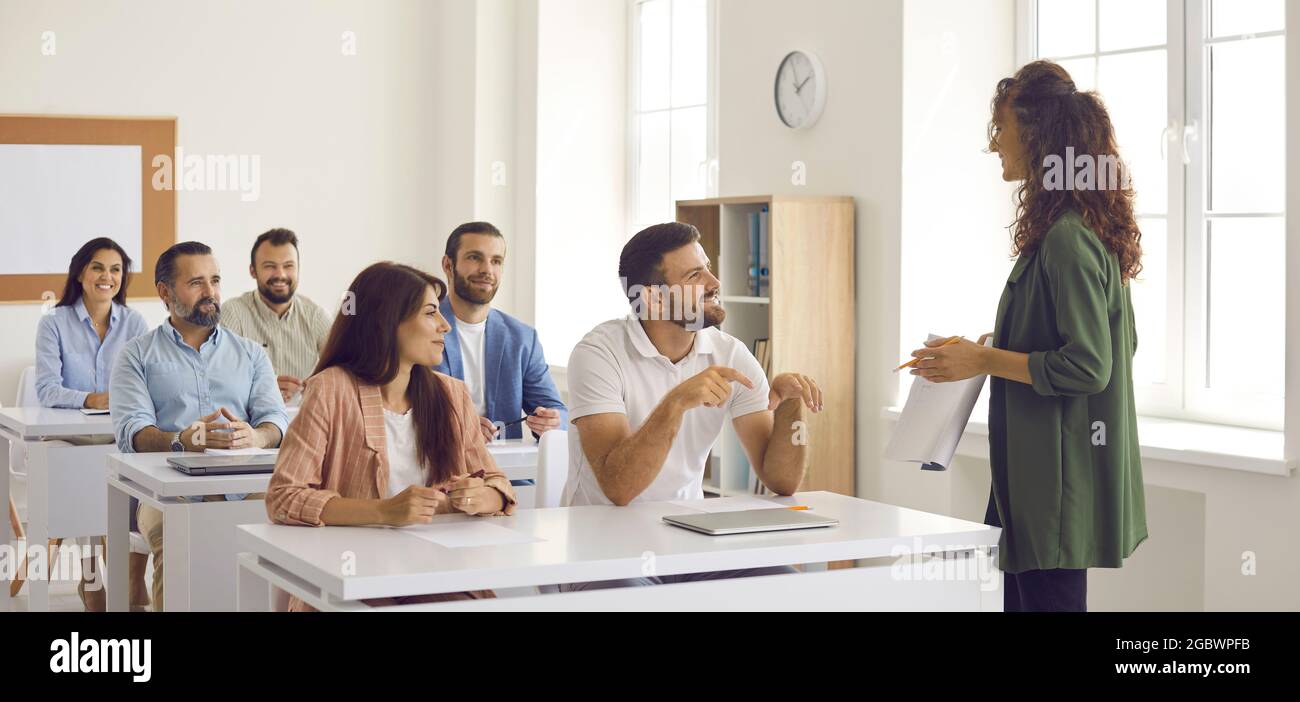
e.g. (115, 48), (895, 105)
(989, 60), (1143, 282)
(314, 262), (461, 485)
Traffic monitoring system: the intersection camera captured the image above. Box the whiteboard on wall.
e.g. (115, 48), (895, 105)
(0, 144), (143, 275)
(0, 115), (174, 303)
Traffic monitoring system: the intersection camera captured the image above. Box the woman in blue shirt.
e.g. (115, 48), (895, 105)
(36, 238), (149, 409)
(34, 237), (150, 610)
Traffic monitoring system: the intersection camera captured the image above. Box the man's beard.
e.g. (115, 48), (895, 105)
(453, 271), (499, 305)
(173, 294), (221, 328)
(672, 293), (725, 331)
(258, 276), (296, 305)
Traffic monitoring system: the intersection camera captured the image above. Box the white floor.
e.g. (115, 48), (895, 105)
(9, 579), (85, 612)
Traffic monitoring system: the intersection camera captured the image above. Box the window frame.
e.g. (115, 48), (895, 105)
(1022, 0), (1286, 431)
(627, 0), (720, 238)
(1184, 0), (1286, 430)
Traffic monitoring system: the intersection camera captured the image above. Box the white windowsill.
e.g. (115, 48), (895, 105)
(881, 406), (1292, 477)
(556, 359), (1291, 476)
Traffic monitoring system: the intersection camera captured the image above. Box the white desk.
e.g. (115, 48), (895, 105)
(105, 452), (271, 612)
(1, 407), (117, 612)
(236, 491), (1003, 612)
(104, 441), (539, 612)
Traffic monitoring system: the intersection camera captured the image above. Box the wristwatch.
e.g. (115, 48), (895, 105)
(170, 431), (185, 453)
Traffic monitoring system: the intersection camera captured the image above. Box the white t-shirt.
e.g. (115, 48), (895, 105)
(562, 316), (771, 506)
(384, 407), (428, 498)
(456, 319), (488, 416)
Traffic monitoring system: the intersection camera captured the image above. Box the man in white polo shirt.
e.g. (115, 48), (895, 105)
(561, 222), (824, 590)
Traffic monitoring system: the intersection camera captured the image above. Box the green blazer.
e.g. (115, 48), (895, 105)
(987, 210), (1148, 574)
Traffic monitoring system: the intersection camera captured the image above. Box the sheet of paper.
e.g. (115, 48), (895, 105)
(79, 408), (110, 415)
(204, 447), (278, 456)
(667, 496), (795, 514)
(402, 521), (542, 549)
(884, 333), (990, 470)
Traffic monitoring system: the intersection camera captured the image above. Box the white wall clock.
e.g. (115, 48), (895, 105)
(774, 49), (826, 129)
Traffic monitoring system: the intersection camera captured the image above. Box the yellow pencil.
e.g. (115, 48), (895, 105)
(894, 336), (962, 372)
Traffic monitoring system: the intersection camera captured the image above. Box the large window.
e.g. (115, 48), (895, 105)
(629, 0), (717, 234)
(1030, 0), (1285, 430)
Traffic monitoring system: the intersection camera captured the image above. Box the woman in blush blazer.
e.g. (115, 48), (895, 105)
(266, 262), (516, 611)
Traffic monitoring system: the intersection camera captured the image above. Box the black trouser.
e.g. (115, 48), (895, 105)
(1002, 568), (1087, 612)
(986, 491), (1088, 612)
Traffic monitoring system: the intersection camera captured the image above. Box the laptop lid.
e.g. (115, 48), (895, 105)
(166, 454), (278, 475)
(662, 508), (838, 535)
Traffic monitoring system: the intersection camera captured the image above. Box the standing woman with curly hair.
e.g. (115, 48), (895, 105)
(906, 60), (1148, 612)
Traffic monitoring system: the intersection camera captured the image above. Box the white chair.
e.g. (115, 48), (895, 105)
(534, 430), (568, 509)
(9, 366), (36, 497)
(17, 365), (39, 407)
(6, 369), (44, 596)
(3, 393), (23, 587)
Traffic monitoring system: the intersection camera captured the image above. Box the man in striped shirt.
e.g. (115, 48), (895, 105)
(222, 228), (333, 403)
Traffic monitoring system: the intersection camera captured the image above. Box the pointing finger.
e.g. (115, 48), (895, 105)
(713, 367), (755, 390)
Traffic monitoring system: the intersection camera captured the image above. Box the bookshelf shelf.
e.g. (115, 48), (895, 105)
(676, 194), (856, 497)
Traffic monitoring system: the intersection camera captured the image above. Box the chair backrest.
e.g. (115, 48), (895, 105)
(0, 393), (14, 480)
(17, 365), (38, 407)
(8, 367), (37, 479)
(535, 430), (569, 509)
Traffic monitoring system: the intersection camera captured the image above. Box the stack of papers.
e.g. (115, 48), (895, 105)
(884, 334), (991, 471)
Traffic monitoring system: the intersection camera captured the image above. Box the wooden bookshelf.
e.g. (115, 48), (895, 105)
(676, 195), (856, 497)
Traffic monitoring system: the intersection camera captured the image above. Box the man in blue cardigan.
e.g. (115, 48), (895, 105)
(437, 221), (567, 440)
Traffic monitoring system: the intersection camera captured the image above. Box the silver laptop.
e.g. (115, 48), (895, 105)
(663, 508), (838, 535)
(166, 454), (278, 476)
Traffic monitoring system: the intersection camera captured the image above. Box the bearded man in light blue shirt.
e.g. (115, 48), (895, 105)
(110, 241), (286, 610)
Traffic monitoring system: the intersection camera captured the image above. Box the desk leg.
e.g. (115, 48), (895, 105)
(106, 482), (131, 612)
(237, 556), (272, 612)
(26, 441), (49, 612)
(0, 429), (12, 612)
(161, 501), (191, 612)
(979, 547), (1003, 612)
(187, 499), (267, 611)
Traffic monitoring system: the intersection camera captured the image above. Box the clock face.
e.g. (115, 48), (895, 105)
(775, 50), (825, 129)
